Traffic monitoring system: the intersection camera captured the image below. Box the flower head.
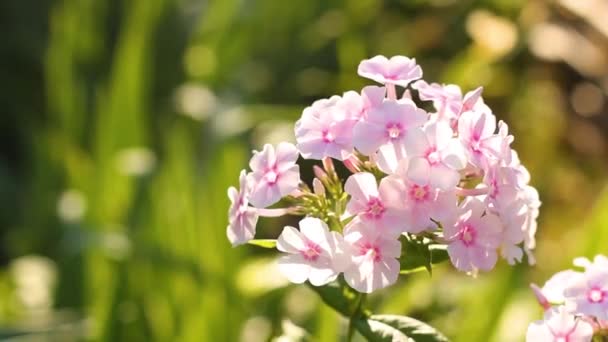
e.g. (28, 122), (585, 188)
(248, 143), (300, 208)
(404, 121), (467, 190)
(564, 267), (608, 320)
(380, 162), (457, 233)
(444, 197), (503, 273)
(344, 172), (406, 237)
(538, 270), (584, 306)
(342, 219), (401, 293)
(353, 99), (427, 173)
(457, 106), (505, 168)
(227, 54), (541, 296)
(227, 170), (259, 246)
(339, 86), (386, 121)
(295, 99), (356, 160)
(358, 55), (422, 87)
(276, 217), (344, 286)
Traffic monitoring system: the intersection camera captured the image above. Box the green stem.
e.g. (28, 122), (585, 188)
(346, 292), (366, 341)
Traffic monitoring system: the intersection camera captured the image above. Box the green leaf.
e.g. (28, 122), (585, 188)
(355, 315), (449, 342)
(429, 244), (449, 264)
(399, 236), (448, 275)
(307, 279), (359, 317)
(354, 318), (414, 342)
(247, 239), (277, 248)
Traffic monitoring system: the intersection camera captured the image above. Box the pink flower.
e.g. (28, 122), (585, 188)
(295, 88), (386, 161)
(538, 270), (584, 305)
(404, 121), (467, 190)
(484, 164), (525, 205)
(342, 219), (401, 293)
(344, 172), (405, 237)
(444, 197), (503, 273)
(412, 81), (484, 126)
(248, 142), (300, 208)
(564, 267), (608, 320)
(411, 80), (462, 122)
(276, 217), (343, 286)
(482, 158), (540, 265)
(457, 107), (505, 168)
(482, 165), (527, 263)
(340, 86), (386, 121)
(357, 55), (422, 87)
(352, 99), (427, 172)
(380, 162), (457, 233)
(295, 100), (356, 160)
(227, 170), (259, 246)
(526, 306), (593, 342)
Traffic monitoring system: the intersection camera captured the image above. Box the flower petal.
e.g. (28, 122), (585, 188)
(277, 226), (305, 253)
(278, 254), (311, 284)
(406, 157), (431, 186)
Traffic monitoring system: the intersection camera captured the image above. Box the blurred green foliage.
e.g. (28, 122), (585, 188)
(1, 0), (607, 341)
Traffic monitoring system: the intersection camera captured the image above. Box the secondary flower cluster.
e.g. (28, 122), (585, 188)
(227, 55), (541, 293)
(527, 255), (608, 342)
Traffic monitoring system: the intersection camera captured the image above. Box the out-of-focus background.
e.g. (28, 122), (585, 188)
(1, 0), (607, 341)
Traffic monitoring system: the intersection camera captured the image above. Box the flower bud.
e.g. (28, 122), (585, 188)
(343, 155), (362, 173)
(313, 165), (328, 181)
(530, 283), (551, 311)
(322, 157), (335, 176)
(312, 178), (325, 196)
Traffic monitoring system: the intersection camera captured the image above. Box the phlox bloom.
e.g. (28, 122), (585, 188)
(404, 121), (467, 190)
(457, 106), (505, 168)
(342, 219), (401, 293)
(276, 217), (344, 286)
(344, 172), (405, 237)
(295, 102), (356, 160)
(357, 55), (422, 87)
(526, 306), (593, 342)
(411, 80), (462, 122)
(353, 99), (427, 173)
(564, 267), (608, 320)
(248, 142), (300, 208)
(539, 270), (584, 305)
(295, 87), (386, 161)
(380, 161), (457, 233)
(444, 197), (503, 273)
(227, 170), (258, 246)
(340, 86), (386, 121)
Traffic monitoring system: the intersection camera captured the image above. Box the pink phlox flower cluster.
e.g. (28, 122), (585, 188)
(528, 254), (608, 342)
(228, 55), (541, 293)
